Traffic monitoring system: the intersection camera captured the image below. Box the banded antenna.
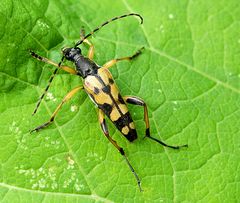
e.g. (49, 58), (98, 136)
(74, 13), (143, 47)
(58, 55), (65, 68)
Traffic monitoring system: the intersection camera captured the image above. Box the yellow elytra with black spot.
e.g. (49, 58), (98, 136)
(84, 67), (137, 141)
(30, 13), (187, 192)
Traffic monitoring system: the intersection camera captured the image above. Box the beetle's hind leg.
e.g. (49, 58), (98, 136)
(102, 47), (144, 69)
(98, 109), (142, 191)
(80, 27), (94, 60)
(124, 96), (188, 149)
(30, 86), (83, 133)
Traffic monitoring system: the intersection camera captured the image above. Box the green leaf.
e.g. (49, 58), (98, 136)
(0, 0), (239, 202)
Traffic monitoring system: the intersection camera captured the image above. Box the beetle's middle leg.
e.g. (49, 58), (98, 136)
(80, 27), (94, 60)
(98, 109), (142, 191)
(102, 47), (144, 69)
(124, 96), (188, 149)
(102, 47), (144, 68)
(30, 86), (83, 133)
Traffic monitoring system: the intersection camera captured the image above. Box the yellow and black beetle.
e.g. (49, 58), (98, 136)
(30, 13), (187, 191)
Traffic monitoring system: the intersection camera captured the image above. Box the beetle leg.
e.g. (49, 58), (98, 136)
(30, 51), (77, 115)
(32, 67), (58, 115)
(102, 47), (144, 69)
(98, 109), (142, 192)
(80, 27), (94, 60)
(30, 51), (77, 74)
(124, 96), (188, 149)
(30, 86), (83, 133)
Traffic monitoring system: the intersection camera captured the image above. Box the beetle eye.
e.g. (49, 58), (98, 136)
(85, 69), (91, 74)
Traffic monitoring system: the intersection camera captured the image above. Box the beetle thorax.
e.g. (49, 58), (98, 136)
(74, 56), (99, 78)
(62, 47), (99, 78)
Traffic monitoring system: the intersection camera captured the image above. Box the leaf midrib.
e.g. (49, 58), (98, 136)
(0, 182), (113, 203)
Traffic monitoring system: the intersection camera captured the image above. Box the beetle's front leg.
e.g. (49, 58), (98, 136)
(30, 51), (77, 74)
(98, 109), (142, 192)
(124, 96), (188, 149)
(30, 86), (83, 133)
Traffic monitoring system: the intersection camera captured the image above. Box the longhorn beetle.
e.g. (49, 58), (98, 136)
(30, 13), (188, 191)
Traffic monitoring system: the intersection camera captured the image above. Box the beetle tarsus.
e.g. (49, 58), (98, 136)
(146, 135), (188, 149)
(123, 154), (143, 192)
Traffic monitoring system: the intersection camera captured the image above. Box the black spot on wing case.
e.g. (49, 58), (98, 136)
(113, 112), (137, 142)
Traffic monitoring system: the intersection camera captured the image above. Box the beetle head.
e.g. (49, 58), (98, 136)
(62, 47), (81, 61)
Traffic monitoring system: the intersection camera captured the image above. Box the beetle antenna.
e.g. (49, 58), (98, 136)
(74, 13), (143, 47)
(58, 56), (65, 67)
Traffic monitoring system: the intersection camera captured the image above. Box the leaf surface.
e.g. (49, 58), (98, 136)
(0, 0), (239, 202)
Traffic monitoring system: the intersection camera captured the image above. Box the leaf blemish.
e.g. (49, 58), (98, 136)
(74, 179), (85, 191)
(70, 105), (78, 112)
(46, 92), (56, 101)
(37, 19), (50, 30)
(67, 156), (75, 165)
(168, 14), (174, 19)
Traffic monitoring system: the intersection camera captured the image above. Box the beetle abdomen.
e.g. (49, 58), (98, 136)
(112, 111), (137, 142)
(84, 68), (137, 141)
